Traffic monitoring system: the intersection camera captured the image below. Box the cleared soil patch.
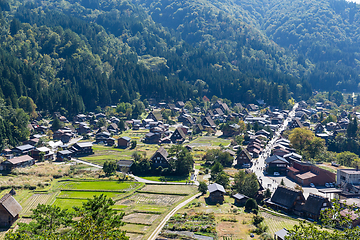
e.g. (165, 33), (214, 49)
(22, 194), (53, 215)
(118, 193), (184, 206)
(58, 191), (124, 199)
(126, 233), (144, 240)
(120, 223), (149, 233)
(141, 185), (197, 195)
(61, 181), (137, 191)
(123, 213), (159, 225)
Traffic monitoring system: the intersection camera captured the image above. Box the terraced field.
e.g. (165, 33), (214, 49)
(21, 194), (54, 215)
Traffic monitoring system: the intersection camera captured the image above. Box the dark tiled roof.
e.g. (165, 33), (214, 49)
(265, 155), (288, 164)
(270, 185), (303, 209)
(0, 194), (22, 217)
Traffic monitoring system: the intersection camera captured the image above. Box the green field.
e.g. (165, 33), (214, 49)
(53, 198), (87, 210)
(190, 136), (231, 147)
(58, 191), (124, 199)
(140, 175), (190, 183)
(80, 143), (158, 165)
(61, 181), (138, 191)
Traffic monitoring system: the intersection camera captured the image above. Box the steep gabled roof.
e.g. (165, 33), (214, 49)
(270, 185), (304, 209)
(0, 194), (22, 217)
(151, 146), (169, 160)
(302, 194), (329, 216)
(208, 183), (225, 194)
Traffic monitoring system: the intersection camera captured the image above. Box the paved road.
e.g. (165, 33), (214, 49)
(250, 103), (299, 191)
(72, 158), (102, 168)
(148, 193), (202, 240)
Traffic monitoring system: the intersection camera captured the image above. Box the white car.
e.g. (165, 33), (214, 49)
(274, 172), (280, 176)
(310, 183), (315, 188)
(325, 183), (330, 188)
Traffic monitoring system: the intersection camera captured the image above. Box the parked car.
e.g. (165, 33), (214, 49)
(331, 162), (340, 167)
(274, 172), (280, 176)
(325, 183), (330, 188)
(330, 183), (335, 187)
(310, 183), (315, 188)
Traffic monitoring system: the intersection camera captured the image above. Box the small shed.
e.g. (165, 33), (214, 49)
(232, 193), (249, 206)
(208, 183), (225, 203)
(0, 193), (22, 226)
(117, 160), (134, 173)
(118, 136), (131, 148)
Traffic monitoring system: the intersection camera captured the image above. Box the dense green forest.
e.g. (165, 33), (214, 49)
(0, 0), (317, 118)
(1, 0), (360, 124)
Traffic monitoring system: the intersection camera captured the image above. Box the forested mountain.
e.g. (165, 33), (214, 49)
(0, 0), (318, 118)
(1, 0), (360, 122)
(213, 0), (360, 91)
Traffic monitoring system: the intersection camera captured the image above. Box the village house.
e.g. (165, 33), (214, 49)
(0, 193), (22, 227)
(23, 138), (40, 146)
(147, 111), (163, 122)
(176, 101), (185, 108)
(107, 123), (119, 133)
(71, 142), (94, 156)
(213, 100), (230, 113)
(236, 148), (252, 167)
(31, 147), (53, 161)
(11, 144), (35, 156)
(170, 127), (186, 144)
(144, 132), (161, 144)
(326, 122), (341, 131)
(118, 136), (131, 148)
(201, 116), (217, 129)
(266, 185), (305, 214)
(95, 131), (111, 144)
(314, 123), (325, 134)
(208, 183), (225, 203)
(288, 118), (304, 129)
(265, 155), (289, 175)
(150, 147), (170, 168)
(246, 104), (258, 111)
(56, 150), (73, 161)
(302, 194), (330, 220)
(0, 155), (35, 171)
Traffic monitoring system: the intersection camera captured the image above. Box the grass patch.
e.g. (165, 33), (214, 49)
(58, 191), (124, 199)
(53, 198), (87, 210)
(61, 181), (138, 191)
(120, 223), (149, 233)
(133, 204), (168, 213)
(140, 176), (190, 183)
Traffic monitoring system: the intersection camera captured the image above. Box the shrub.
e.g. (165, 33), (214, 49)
(245, 198), (258, 211)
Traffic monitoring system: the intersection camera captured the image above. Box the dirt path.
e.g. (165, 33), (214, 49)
(148, 193), (202, 240)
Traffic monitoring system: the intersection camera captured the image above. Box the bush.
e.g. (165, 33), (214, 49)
(245, 198), (258, 211)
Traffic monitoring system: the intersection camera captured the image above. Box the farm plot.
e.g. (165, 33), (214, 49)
(58, 191), (124, 199)
(141, 184), (197, 195)
(21, 194), (54, 216)
(53, 198), (87, 210)
(122, 213), (159, 225)
(61, 181), (138, 191)
(189, 136), (231, 147)
(261, 211), (299, 235)
(118, 193), (184, 206)
(126, 233), (144, 240)
(120, 223), (150, 234)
